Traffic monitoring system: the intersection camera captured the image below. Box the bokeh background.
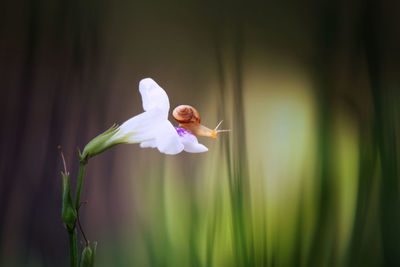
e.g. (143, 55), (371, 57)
(1, 0), (400, 266)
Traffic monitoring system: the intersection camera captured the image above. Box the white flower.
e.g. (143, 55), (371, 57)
(110, 78), (208, 155)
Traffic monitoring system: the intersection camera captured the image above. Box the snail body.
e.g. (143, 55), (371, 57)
(173, 105), (218, 138)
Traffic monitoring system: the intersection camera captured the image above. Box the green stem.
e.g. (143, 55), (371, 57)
(75, 161), (87, 210)
(69, 158), (87, 267)
(68, 227), (78, 267)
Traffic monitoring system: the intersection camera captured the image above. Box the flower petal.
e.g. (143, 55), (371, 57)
(183, 142), (208, 153)
(177, 130), (208, 153)
(139, 78), (170, 117)
(140, 140), (157, 148)
(154, 120), (184, 154)
(117, 111), (184, 154)
(116, 110), (164, 143)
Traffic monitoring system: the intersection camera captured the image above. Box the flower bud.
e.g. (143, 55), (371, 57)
(80, 242), (97, 267)
(61, 172), (77, 229)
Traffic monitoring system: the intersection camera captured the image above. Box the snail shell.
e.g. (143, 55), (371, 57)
(172, 105), (217, 138)
(172, 105), (200, 123)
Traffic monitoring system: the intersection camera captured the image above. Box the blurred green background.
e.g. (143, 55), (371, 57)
(1, 0), (400, 266)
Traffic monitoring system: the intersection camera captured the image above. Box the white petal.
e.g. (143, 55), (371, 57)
(139, 78), (170, 117)
(117, 110), (164, 143)
(179, 132), (208, 153)
(140, 140), (157, 148)
(117, 112), (184, 154)
(154, 120), (184, 154)
(184, 142), (208, 153)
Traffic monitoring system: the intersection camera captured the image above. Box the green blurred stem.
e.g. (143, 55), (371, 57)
(68, 158), (87, 267)
(68, 227), (78, 267)
(75, 161), (87, 210)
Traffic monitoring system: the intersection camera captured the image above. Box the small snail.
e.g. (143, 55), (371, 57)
(172, 105), (230, 138)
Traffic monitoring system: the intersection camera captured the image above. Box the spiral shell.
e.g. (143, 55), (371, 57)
(172, 105), (200, 124)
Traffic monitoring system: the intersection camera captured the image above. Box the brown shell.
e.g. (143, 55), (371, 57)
(172, 105), (200, 123)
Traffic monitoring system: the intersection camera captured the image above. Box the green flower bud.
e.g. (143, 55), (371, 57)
(81, 124), (121, 160)
(80, 242), (97, 267)
(61, 172), (77, 229)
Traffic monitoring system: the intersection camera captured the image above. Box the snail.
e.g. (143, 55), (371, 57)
(172, 105), (230, 138)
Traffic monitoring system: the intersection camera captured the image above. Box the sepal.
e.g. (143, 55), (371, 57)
(81, 124), (121, 159)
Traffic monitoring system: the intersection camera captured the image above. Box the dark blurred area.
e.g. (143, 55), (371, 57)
(0, 0), (400, 266)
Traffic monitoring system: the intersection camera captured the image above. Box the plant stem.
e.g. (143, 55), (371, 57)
(75, 161), (87, 210)
(68, 158), (87, 267)
(68, 227), (78, 267)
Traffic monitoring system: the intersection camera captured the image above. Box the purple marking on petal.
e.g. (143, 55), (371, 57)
(175, 127), (194, 137)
